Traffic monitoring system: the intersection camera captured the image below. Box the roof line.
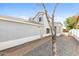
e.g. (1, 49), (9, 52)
(0, 15), (43, 27)
(32, 11), (52, 21)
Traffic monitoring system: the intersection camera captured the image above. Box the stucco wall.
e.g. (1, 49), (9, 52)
(0, 20), (43, 42)
(54, 22), (63, 36)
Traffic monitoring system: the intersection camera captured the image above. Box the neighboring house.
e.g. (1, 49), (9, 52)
(0, 11), (63, 51)
(0, 12), (51, 51)
(29, 12), (63, 36)
(54, 22), (63, 36)
(28, 12), (52, 35)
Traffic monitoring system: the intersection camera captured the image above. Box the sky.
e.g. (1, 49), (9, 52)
(0, 3), (79, 25)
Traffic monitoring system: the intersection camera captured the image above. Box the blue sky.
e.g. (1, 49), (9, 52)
(0, 3), (79, 24)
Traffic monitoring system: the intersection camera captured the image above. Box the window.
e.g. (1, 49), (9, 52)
(39, 17), (42, 22)
(46, 28), (50, 34)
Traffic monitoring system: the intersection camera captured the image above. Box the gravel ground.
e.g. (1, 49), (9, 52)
(24, 40), (52, 56)
(24, 35), (79, 56)
(56, 35), (79, 56)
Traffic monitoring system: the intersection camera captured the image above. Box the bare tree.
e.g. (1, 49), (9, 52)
(51, 3), (59, 56)
(42, 3), (59, 56)
(42, 4), (53, 37)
